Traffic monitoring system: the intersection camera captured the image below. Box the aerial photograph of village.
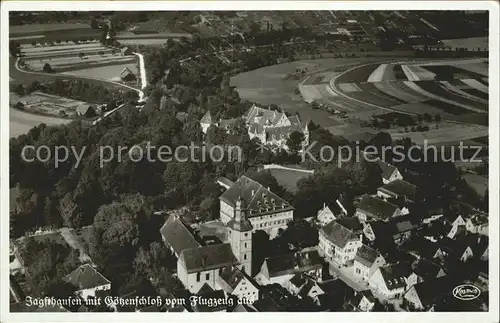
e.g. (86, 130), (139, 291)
(7, 9), (492, 314)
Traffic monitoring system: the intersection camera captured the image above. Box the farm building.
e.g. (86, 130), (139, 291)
(76, 104), (97, 118)
(120, 67), (137, 82)
(121, 47), (133, 56)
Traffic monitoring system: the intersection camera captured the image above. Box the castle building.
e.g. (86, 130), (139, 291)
(219, 175), (294, 239)
(244, 104), (309, 151)
(200, 104), (309, 151)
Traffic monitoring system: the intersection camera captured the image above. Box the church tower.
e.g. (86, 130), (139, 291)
(227, 196), (253, 275)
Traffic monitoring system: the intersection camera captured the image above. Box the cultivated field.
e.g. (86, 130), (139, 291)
(20, 43), (137, 74)
(10, 107), (72, 138)
(62, 63), (139, 81)
(231, 57), (398, 129)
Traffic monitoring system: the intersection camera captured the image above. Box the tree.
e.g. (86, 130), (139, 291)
(79, 52), (85, 59)
(43, 63), (53, 73)
(58, 193), (82, 228)
(286, 131), (305, 155)
(98, 50), (104, 57)
(90, 18), (99, 29)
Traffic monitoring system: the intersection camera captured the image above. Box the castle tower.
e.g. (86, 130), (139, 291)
(227, 196), (253, 275)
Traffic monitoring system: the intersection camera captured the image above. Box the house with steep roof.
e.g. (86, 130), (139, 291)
(353, 245), (386, 282)
(120, 67), (137, 82)
(368, 262), (412, 300)
(76, 103), (97, 118)
(347, 290), (377, 312)
(160, 215), (202, 257)
(318, 219), (363, 266)
(377, 179), (424, 203)
(216, 267), (260, 303)
(403, 277), (453, 311)
(316, 203), (338, 226)
(355, 195), (403, 222)
(219, 175), (294, 239)
(408, 258), (446, 285)
(255, 249), (323, 286)
(465, 214), (488, 236)
(177, 243), (239, 293)
(433, 237), (474, 263)
(363, 215), (421, 245)
(63, 264), (111, 301)
(376, 160), (403, 184)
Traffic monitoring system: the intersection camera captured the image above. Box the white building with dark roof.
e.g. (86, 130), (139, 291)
(318, 219), (363, 266)
(63, 264), (111, 301)
(216, 267), (260, 303)
(255, 249), (323, 286)
(353, 245), (386, 282)
(219, 175), (294, 239)
(368, 262), (412, 300)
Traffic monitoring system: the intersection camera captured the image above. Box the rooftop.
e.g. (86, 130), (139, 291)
(220, 175), (293, 217)
(179, 243), (239, 274)
(357, 195), (399, 220)
(159, 215), (202, 256)
(63, 264), (110, 291)
(320, 220), (360, 248)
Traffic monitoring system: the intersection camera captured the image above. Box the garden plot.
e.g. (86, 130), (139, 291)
(367, 64), (387, 82)
(400, 65), (436, 81)
(21, 43), (103, 54)
(335, 63), (380, 83)
(62, 63), (139, 81)
(373, 81), (429, 103)
(23, 45), (114, 61)
(452, 62), (488, 77)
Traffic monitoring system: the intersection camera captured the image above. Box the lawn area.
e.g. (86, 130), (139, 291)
(268, 168), (313, 193)
(10, 23), (92, 36)
(62, 63), (139, 81)
(462, 173), (488, 198)
(10, 106), (72, 138)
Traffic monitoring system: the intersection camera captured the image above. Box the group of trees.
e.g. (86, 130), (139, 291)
(362, 112), (442, 130)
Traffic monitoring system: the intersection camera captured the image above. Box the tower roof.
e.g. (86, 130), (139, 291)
(227, 195), (253, 232)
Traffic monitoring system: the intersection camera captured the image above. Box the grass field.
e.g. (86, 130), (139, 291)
(10, 23), (92, 36)
(62, 62), (139, 81)
(268, 168), (313, 193)
(10, 107), (72, 138)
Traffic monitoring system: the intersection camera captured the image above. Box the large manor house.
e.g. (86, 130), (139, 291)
(200, 104), (309, 151)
